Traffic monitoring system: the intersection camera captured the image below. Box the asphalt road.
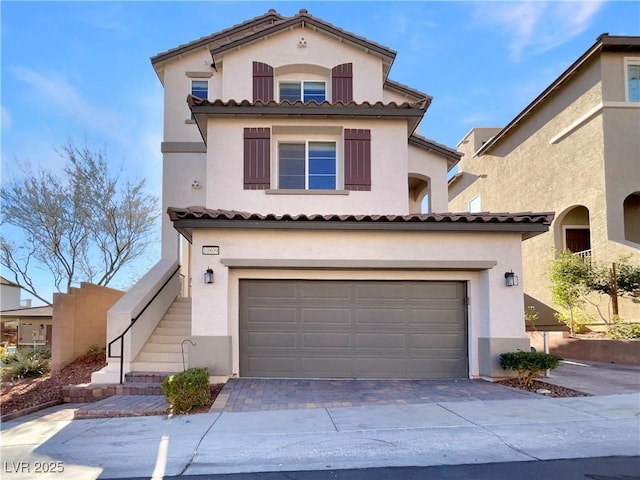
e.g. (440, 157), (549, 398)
(112, 456), (640, 480)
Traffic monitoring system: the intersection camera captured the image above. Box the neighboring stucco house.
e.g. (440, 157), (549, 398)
(449, 34), (640, 329)
(0, 277), (52, 348)
(94, 9), (552, 383)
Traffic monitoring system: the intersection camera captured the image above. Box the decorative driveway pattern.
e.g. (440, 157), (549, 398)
(210, 378), (539, 412)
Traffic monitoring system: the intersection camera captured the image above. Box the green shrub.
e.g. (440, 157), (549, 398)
(1, 347), (51, 381)
(608, 320), (640, 340)
(0, 346), (7, 364)
(499, 351), (562, 388)
(553, 310), (593, 334)
(161, 367), (210, 414)
(85, 344), (106, 359)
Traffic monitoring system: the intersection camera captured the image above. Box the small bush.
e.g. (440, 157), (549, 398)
(85, 344), (106, 359)
(0, 346), (7, 364)
(608, 320), (640, 340)
(161, 367), (210, 414)
(1, 347), (51, 381)
(553, 310), (593, 334)
(499, 351), (562, 388)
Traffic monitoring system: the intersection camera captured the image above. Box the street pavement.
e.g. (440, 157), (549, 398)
(1, 360), (639, 479)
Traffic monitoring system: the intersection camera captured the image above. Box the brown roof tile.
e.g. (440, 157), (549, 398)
(168, 207), (554, 242)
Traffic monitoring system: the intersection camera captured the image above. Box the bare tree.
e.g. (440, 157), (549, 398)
(1, 142), (159, 305)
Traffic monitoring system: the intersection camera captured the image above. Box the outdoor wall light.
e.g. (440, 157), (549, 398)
(504, 270), (519, 287)
(204, 267), (214, 284)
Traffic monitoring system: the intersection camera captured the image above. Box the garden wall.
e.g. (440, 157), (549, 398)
(52, 283), (124, 373)
(528, 331), (640, 365)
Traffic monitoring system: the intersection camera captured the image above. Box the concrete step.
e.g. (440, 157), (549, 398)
(146, 334), (185, 345)
(158, 319), (190, 329)
(130, 361), (184, 373)
(135, 351), (185, 363)
(161, 313), (191, 322)
(125, 372), (173, 384)
(153, 327), (190, 336)
(142, 343), (184, 353)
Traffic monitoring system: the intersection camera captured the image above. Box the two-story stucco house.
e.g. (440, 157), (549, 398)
(93, 9), (552, 384)
(449, 34), (640, 329)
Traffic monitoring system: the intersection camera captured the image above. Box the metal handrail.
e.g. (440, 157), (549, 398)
(107, 264), (181, 384)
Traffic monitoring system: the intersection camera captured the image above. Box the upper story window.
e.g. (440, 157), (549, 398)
(626, 60), (640, 102)
(278, 141), (336, 189)
(191, 80), (208, 100)
(279, 81), (326, 103)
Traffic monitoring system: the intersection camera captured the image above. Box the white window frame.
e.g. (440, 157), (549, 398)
(468, 195), (481, 213)
(277, 80), (327, 103)
(624, 57), (640, 103)
(276, 139), (338, 190)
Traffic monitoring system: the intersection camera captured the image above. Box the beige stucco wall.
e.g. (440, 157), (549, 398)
(51, 283), (124, 373)
(218, 27), (384, 103)
(187, 227), (528, 378)
(449, 50), (640, 324)
(206, 117), (414, 215)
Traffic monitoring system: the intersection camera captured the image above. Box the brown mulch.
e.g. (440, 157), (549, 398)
(1, 353), (107, 417)
(497, 378), (590, 398)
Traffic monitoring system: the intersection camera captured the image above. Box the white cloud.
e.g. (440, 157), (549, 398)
(1, 105), (12, 131)
(9, 66), (135, 147)
(473, 1), (604, 61)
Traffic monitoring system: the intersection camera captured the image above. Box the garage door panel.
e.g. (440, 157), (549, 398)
(301, 357), (354, 376)
(246, 332), (297, 348)
(301, 283), (352, 300)
(410, 333), (464, 349)
(246, 307), (297, 324)
(356, 283), (405, 300)
(245, 282), (297, 300)
(356, 309), (405, 325)
(240, 280), (467, 379)
(302, 333), (351, 348)
(410, 309), (463, 325)
(301, 308), (351, 325)
(356, 333), (405, 349)
(356, 357), (407, 377)
(410, 282), (464, 300)
(245, 356), (297, 376)
(409, 358), (467, 378)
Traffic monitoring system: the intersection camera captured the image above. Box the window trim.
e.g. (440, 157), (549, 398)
(624, 57), (640, 103)
(275, 139), (339, 191)
(278, 80), (327, 103)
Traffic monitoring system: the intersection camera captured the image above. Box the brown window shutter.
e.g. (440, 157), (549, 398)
(244, 128), (271, 190)
(344, 129), (371, 191)
(332, 63), (353, 103)
(253, 62), (274, 102)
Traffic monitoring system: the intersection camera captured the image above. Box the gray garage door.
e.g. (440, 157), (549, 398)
(239, 280), (468, 379)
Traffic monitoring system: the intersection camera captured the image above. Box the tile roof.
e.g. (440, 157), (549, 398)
(409, 133), (462, 167)
(208, 9), (397, 66)
(188, 96), (430, 142)
(168, 207), (554, 242)
(151, 9), (284, 65)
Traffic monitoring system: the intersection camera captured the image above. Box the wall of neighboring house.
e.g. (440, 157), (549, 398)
(449, 50), (640, 325)
(1, 282), (21, 310)
(52, 283), (124, 373)
(187, 227), (528, 378)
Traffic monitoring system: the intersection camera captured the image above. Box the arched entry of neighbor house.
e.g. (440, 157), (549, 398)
(409, 173), (431, 213)
(555, 205), (591, 257)
(623, 192), (640, 244)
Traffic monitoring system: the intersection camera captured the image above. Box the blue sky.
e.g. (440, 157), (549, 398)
(1, 0), (639, 304)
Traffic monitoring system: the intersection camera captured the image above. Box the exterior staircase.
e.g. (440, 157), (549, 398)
(130, 297), (192, 373)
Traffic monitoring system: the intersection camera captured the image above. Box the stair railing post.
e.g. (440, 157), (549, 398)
(120, 337), (124, 385)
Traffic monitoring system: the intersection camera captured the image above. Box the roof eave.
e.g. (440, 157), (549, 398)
(477, 34), (640, 156)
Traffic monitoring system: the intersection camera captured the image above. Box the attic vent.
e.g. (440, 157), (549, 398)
(298, 37), (307, 48)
